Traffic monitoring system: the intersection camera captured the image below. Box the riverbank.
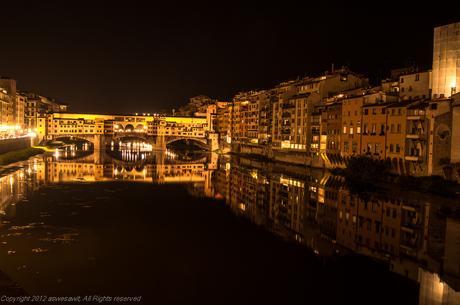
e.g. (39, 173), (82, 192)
(0, 147), (45, 166)
(330, 156), (460, 199)
(229, 154), (460, 214)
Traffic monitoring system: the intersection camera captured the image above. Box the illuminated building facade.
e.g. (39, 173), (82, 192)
(24, 92), (68, 129)
(399, 71), (432, 100)
(432, 22), (460, 98)
(271, 68), (368, 150)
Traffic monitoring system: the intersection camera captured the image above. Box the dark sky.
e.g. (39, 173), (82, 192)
(0, 1), (457, 113)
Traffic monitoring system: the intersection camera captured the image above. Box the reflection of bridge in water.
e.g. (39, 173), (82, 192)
(1, 154), (460, 304)
(38, 150), (218, 197)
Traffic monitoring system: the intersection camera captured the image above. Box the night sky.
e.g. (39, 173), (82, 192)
(0, 2), (457, 113)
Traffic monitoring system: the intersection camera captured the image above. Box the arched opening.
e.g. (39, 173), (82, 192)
(107, 136), (153, 163)
(135, 124), (147, 133)
(166, 138), (209, 161)
(124, 124), (135, 133)
(50, 136), (94, 160)
(134, 165), (145, 172)
(166, 138), (208, 151)
(114, 124), (124, 133)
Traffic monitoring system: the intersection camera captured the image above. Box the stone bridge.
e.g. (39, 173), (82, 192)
(40, 113), (219, 151)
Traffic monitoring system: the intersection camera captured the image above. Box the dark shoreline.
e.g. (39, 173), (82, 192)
(0, 147), (44, 166)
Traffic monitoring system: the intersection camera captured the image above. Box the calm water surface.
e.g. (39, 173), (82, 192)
(0, 147), (459, 305)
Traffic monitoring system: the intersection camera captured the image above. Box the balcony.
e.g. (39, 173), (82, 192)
(407, 115), (424, 120)
(406, 133), (425, 140)
(281, 103), (296, 109)
(406, 129), (425, 140)
(405, 155), (422, 162)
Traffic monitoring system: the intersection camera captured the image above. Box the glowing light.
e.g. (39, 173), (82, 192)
(281, 140), (291, 149)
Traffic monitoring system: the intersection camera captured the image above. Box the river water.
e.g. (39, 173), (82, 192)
(0, 146), (459, 305)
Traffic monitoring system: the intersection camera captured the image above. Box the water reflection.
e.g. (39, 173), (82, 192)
(108, 140), (153, 163)
(211, 157), (460, 305)
(53, 143), (92, 161)
(0, 149), (459, 304)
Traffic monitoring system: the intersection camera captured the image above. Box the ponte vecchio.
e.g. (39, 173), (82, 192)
(36, 112), (219, 151)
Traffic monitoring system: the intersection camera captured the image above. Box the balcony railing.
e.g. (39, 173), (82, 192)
(407, 115), (424, 120)
(406, 134), (424, 140)
(281, 104), (296, 109)
(405, 155), (422, 162)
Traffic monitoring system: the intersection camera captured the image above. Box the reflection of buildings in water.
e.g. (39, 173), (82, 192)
(37, 150), (217, 197)
(269, 175), (305, 241)
(211, 158), (460, 305)
(0, 172), (21, 217)
(152, 163), (214, 198)
(0, 159), (44, 218)
(419, 268), (460, 305)
(221, 164), (270, 227)
(43, 158), (105, 182)
(0, 150), (217, 217)
(2, 153), (459, 304)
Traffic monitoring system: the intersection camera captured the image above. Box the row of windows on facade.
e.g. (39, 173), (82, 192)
(342, 142), (402, 154)
(329, 107), (412, 118)
(400, 74), (421, 83)
(51, 129), (102, 133)
(341, 123), (412, 135)
(338, 214), (397, 231)
(163, 131), (204, 136)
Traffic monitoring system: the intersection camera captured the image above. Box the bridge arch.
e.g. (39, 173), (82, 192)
(111, 134), (152, 143)
(52, 135), (95, 145)
(135, 124), (145, 132)
(124, 124), (135, 132)
(165, 137), (209, 150)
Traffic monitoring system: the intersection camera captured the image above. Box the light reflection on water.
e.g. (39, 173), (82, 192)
(0, 148), (459, 304)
